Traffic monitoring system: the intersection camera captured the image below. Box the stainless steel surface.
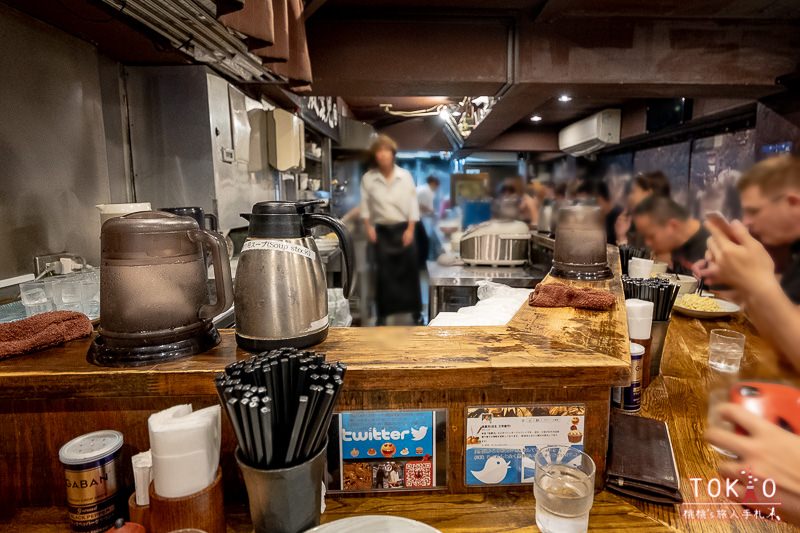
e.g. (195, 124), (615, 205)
(460, 234), (529, 266)
(98, 0), (285, 84)
(426, 261), (545, 288)
(426, 260), (546, 319)
(235, 236), (329, 341)
(0, 6), (126, 279)
(337, 118), (375, 150)
(126, 66), (278, 236)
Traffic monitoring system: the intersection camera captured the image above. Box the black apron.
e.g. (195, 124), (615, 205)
(374, 223), (422, 318)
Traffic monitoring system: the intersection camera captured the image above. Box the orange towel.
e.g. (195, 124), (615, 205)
(529, 283), (616, 311)
(0, 311), (92, 358)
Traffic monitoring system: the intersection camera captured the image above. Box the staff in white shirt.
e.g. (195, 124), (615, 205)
(360, 135), (423, 325)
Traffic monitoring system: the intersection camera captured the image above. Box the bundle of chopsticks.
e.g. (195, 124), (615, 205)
(618, 245), (650, 275)
(214, 348), (345, 469)
(621, 276), (680, 321)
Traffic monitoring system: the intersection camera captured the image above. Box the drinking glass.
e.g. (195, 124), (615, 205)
(53, 274), (85, 313)
(80, 271), (100, 319)
(19, 281), (54, 316)
(708, 329), (745, 373)
(534, 445), (596, 533)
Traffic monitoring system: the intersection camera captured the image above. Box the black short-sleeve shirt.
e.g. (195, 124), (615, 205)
(780, 241), (800, 304)
(670, 226), (710, 276)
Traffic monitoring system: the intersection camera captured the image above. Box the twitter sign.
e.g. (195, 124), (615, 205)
(340, 410), (435, 459)
(466, 448), (521, 485)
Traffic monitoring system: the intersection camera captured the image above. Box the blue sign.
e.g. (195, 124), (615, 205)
(466, 448), (521, 485)
(339, 410), (434, 460)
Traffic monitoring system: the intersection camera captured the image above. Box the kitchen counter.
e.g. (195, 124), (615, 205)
(426, 260), (547, 288)
(1, 250), (797, 531)
(426, 260), (547, 318)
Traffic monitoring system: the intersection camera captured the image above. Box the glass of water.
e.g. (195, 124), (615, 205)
(534, 445), (596, 533)
(708, 329), (745, 373)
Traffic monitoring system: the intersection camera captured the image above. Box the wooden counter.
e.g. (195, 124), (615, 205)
(2, 252), (798, 530)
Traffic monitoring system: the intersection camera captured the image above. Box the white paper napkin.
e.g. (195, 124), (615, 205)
(148, 404), (221, 498)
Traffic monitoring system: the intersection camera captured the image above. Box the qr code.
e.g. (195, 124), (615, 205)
(404, 461), (433, 488)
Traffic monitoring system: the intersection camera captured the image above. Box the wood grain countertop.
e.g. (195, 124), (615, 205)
(4, 247), (799, 531)
(7, 313), (795, 532)
(0, 250), (631, 398)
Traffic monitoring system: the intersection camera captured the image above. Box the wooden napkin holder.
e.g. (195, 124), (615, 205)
(148, 467), (225, 533)
(128, 492), (151, 532)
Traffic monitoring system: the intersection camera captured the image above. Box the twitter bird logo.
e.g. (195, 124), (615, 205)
(410, 426), (428, 441)
(471, 456), (511, 484)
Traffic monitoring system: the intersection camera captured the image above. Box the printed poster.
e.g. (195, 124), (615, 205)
(326, 409), (447, 493)
(465, 405), (586, 486)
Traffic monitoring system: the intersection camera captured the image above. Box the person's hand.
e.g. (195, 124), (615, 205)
(402, 226), (414, 247)
(706, 403), (800, 525)
(698, 220), (775, 294)
(366, 225), (377, 244)
(615, 210), (632, 244)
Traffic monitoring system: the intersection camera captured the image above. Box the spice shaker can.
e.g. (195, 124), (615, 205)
(59, 430), (124, 533)
(612, 343), (646, 412)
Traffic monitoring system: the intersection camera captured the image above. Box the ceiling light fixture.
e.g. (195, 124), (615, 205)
(558, 94), (572, 103)
(530, 115), (543, 122)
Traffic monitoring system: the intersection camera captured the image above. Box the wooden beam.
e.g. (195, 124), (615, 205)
(306, 18), (511, 96)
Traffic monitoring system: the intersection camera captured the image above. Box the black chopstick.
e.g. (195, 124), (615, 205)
(215, 348), (344, 468)
(285, 395), (308, 463)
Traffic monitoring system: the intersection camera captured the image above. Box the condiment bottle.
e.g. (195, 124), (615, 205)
(626, 299), (654, 388)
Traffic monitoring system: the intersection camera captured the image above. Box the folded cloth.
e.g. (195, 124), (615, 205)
(0, 311), (92, 358)
(529, 282), (616, 311)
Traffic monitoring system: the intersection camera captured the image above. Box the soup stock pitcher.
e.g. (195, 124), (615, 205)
(235, 201), (354, 351)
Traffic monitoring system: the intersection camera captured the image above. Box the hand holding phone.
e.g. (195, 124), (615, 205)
(705, 211), (740, 244)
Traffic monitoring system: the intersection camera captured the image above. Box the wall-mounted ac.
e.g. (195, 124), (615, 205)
(558, 109), (621, 156)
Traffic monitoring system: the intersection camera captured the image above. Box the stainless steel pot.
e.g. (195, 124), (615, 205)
(460, 220), (530, 267)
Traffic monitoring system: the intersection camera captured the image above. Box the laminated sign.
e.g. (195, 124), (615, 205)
(326, 409), (447, 493)
(465, 404), (586, 486)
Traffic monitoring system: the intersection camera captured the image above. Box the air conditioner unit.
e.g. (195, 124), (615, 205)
(558, 109), (621, 156)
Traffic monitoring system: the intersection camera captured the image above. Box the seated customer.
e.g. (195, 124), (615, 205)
(616, 171), (671, 246)
(736, 155), (800, 303)
(632, 196), (708, 275)
(697, 218), (800, 373)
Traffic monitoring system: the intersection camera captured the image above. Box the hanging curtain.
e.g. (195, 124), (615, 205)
(264, 0), (312, 88)
(215, 0), (245, 17)
(218, 0), (274, 50)
(217, 0), (312, 90)
(253, 0), (289, 62)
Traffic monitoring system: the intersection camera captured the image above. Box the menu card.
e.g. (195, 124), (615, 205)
(465, 404), (586, 486)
